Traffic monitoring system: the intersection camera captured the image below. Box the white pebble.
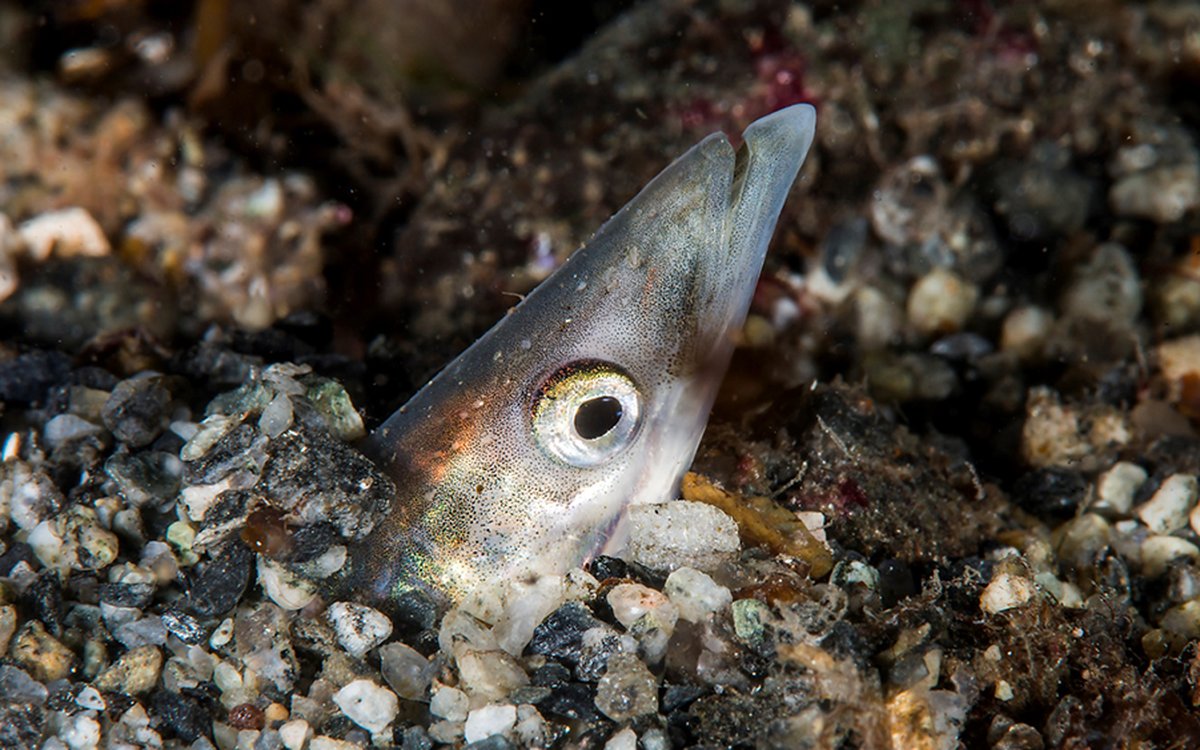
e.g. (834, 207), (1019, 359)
(19, 207), (110, 260)
(906, 268), (978, 336)
(60, 714), (101, 750)
(626, 501), (740, 571)
(1135, 474), (1198, 534)
(1161, 600), (1200, 639)
(607, 583), (678, 631)
(464, 704), (517, 743)
(492, 575), (567, 656)
(514, 704), (550, 748)
(1000, 305), (1052, 359)
(1092, 461), (1147, 516)
(325, 602), (393, 659)
(1141, 535), (1200, 578)
(980, 573), (1036, 614)
(429, 682), (470, 722)
(257, 558), (316, 611)
(664, 567), (733, 622)
(278, 719), (312, 750)
(605, 727), (638, 750)
(379, 642), (433, 701)
(332, 679), (398, 736)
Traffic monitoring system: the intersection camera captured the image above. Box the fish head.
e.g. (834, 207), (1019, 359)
(355, 104), (816, 606)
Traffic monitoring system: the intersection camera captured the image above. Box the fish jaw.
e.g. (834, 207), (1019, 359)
(347, 104), (816, 607)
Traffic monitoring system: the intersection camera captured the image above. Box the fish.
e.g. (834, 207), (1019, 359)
(345, 104), (816, 611)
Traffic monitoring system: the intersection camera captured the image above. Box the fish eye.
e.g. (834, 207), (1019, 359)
(532, 361), (642, 467)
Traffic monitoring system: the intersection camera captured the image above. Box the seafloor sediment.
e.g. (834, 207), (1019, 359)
(2, 0), (1200, 748)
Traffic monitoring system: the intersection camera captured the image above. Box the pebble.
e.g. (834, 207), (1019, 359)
(256, 557), (316, 611)
(1135, 474), (1198, 534)
(512, 705), (550, 748)
(101, 375), (173, 447)
(1110, 162), (1200, 223)
(1092, 462), (1148, 517)
(463, 704), (517, 743)
(980, 572), (1037, 614)
(491, 575), (568, 656)
(57, 713), (101, 750)
(1059, 243), (1142, 324)
(324, 601), (392, 659)
(1141, 535), (1200, 578)
(906, 268), (978, 336)
(18, 207), (111, 260)
(526, 602), (603, 667)
(430, 683), (470, 722)
(332, 679), (398, 736)
(594, 653), (658, 722)
(999, 305), (1053, 360)
(0, 664), (48, 704)
(11, 620), (76, 682)
(93, 644), (163, 694)
(663, 567), (732, 622)
(606, 583), (678, 632)
(380, 642), (434, 701)
(42, 414), (105, 449)
(189, 542), (254, 617)
(576, 626), (636, 683)
(456, 649), (530, 704)
(1160, 600), (1200, 639)
(604, 727), (638, 750)
(625, 501), (740, 571)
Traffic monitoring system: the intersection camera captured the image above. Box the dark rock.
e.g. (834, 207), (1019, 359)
(25, 571), (64, 637)
(187, 541), (254, 617)
(877, 559), (917, 609)
(574, 628), (625, 683)
(526, 602), (602, 667)
(465, 736), (514, 750)
(538, 682), (600, 723)
(183, 422), (263, 486)
(98, 582), (156, 609)
(101, 375), (173, 448)
(661, 683), (707, 713)
(104, 451), (181, 508)
(530, 662), (572, 688)
(587, 556), (628, 581)
(0, 349), (71, 404)
(0, 702), (45, 747)
(151, 691), (212, 742)
(0, 543), (36, 577)
(509, 685), (552, 705)
(398, 725), (434, 750)
(1013, 468), (1087, 520)
(287, 522), (337, 563)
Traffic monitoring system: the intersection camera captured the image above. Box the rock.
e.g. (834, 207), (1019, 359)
(101, 374), (173, 447)
(604, 727), (638, 750)
(594, 653), (658, 722)
(333, 679), (398, 735)
(150, 690), (212, 743)
(575, 626), (635, 683)
(0, 664), (48, 704)
(256, 556), (316, 611)
(325, 601), (393, 659)
(456, 649), (530, 704)
(11, 620), (76, 682)
(526, 602), (603, 667)
(380, 642), (434, 701)
(980, 573), (1037, 614)
(430, 682), (470, 722)
(618, 565), (694, 617)
(0, 349), (71, 403)
(491, 575), (568, 656)
(1093, 462), (1148, 517)
(625, 501), (740, 572)
(18, 207), (110, 260)
(1000, 306), (1053, 360)
(606, 583), (678, 632)
(188, 541), (254, 617)
(464, 704), (517, 743)
(1059, 243), (1142, 325)
(1135, 474), (1198, 534)
(93, 645), (163, 694)
(907, 268), (978, 336)
(279, 719), (312, 750)
(1141, 535), (1200, 578)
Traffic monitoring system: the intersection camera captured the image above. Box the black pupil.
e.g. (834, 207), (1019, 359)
(574, 397), (623, 439)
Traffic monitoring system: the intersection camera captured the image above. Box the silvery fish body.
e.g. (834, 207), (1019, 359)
(348, 104), (816, 608)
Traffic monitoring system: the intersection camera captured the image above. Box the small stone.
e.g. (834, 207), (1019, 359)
(58, 713), (101, 750)
(512, 704), (550, 748)
(426, 721), (464, 745)
(42, 414), (105, 449)
(626, 501), (740, 572)
(456, 649), (530, 704)
(606, 583), (678, 631)
(18, 207), (111, 260)
(302, 377), (366, 442)
(325, 602), (392, 659)
(399, 725), (434, 750)
(1093, 462), (1148, 517)
(0, 665), (48, 704)
(604, 727), (638, 750)
(576, 626), (635, 683)
(380, 642), (434, 701)
(1110, 163), (1200, 223)
(667, 566), (729, 619)
(332, 679), (398, 736)
(594, 653), (658, 722)
(11, 620), (76, 682)
(430, 683), (470, 722)
(526, 602), (603, 667)
(101, 374), (173, 448)
(1135, 474), (1199, 534)
(189, 541), (254, 617)
(1161, 600), (1200, 639)
(731, 599), (771, 652)
(150, 690), (212, 743)
(907, 268), (978, 336)
(93, 645), (163, 694)
(257, 393), (294, 438)
(464, 704), (517, 743)
(492, 575), (568, 656)
(1141, 535), (1200, 577)
(980, 573), (1037, 614)
(257, 557), (316, 611)
(0, 604), (16, 653)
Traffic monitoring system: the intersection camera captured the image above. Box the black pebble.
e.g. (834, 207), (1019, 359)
(526, 602), (602, 667)
(101, 376), (173, 448)
(98, 581), (156, 609)
(1013, 468), (1087, 520)
(150, 691), (212, 742)
(878, 559), (917, 609)
(187, 541), (254, 618)
(0, 349), (71, 404)
(26, 571), (64, 637)
(539, 682), (601, 723)
(162, 608), (208, 644)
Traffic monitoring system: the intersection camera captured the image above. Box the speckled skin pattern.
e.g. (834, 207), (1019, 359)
(347, 105), (816, 607)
